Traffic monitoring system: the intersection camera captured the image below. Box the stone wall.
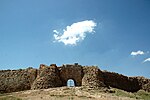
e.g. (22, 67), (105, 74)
(0, 67), (37, 93)
(102, 71), (141, 92)
(82, 66), (105, 88)
(0, 63), (150, 93)
(134, 76), (150, 92)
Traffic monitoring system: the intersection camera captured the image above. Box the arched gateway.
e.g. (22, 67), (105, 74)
(60, 64), (83, 86)
(31, 63), (105, 89)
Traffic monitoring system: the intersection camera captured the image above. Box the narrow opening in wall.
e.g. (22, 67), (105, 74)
(67, 79), (75, 87)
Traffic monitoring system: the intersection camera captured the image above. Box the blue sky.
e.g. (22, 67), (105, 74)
(0, 0), (150, 78)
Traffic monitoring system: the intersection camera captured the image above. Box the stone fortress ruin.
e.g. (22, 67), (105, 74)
(0, 63), (150, 93)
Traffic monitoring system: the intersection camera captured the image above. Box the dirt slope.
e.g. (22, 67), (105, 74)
(0, 87), (141, 100)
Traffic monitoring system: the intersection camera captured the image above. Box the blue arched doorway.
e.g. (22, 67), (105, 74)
(67, 79), (75, 87)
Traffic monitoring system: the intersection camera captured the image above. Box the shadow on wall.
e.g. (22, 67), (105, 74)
(102, 71), (141, 92)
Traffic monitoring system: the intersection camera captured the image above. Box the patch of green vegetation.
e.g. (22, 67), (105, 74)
(0, 94), (4, 96)
(0, 93), (9, 97)
(114, 89), (135, 98)
(135, 90), (150, 100)
(0, 96), (22, 100)
(112, 88), (150, 100)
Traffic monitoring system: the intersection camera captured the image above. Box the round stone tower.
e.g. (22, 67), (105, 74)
(31, 64), (62, 89)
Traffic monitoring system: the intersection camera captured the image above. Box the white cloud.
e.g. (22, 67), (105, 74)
(53, 20), (97, 45)
(143, 58), (150, 63)
(131, 50), (145, 56)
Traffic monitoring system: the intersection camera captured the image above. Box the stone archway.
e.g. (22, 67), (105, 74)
(59, 64), (83, 86)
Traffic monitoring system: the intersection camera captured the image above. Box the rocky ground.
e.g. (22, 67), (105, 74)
(0, 87), (150, 100)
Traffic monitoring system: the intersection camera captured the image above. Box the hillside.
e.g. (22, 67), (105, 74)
(1, 87), (150, 100)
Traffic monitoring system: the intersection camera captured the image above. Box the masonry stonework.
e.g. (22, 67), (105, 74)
(0, 63), (150, 93)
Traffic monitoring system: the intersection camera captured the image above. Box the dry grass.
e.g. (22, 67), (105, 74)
(112, 88), (150, 100)
(0, 95), (22, 100)
(1, 87), (150, 100)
